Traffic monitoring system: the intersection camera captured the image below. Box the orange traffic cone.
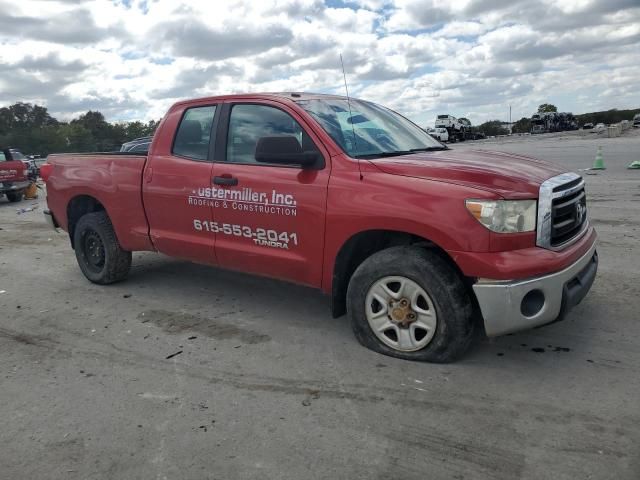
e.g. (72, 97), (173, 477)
(24, 182), (38, 199)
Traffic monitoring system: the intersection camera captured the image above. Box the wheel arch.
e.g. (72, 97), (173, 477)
(66, 195), (107, 249)
(330, 229), (473, 318)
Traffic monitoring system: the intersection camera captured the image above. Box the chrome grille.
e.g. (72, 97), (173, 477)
(537, 172), (588, 250)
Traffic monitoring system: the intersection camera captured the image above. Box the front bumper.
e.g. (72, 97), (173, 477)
(473, 241), (598, 337)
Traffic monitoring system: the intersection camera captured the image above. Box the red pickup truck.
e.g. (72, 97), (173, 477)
(42, 93), (597, 362)
(1, 148), (29, 202)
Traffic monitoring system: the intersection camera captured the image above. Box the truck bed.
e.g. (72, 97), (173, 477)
(45, 153), (154, 252)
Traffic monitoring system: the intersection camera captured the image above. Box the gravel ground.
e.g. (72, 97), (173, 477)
(1, 128), (639, 479)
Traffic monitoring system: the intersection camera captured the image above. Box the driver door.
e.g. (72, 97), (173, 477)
(211, 100), (330, 287)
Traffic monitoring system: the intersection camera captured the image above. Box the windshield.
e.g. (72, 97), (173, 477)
(10, 150), (25, 160)
(296, 98), (442, 158)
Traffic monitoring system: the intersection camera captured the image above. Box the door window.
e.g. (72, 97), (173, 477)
(226, 104), (317, 165)
(173, 105), (217, 160)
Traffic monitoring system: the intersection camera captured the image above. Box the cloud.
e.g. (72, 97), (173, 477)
(151, 20), (294, 61)
(0, 3), (126, 45)
(0, 0), (637, 126)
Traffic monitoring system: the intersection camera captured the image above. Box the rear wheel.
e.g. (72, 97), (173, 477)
(347, 246), (474, 363)
(73, 211), (131, 284)
(6, 191), (23, 202)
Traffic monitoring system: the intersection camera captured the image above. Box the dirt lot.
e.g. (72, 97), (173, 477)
(1, 129), (639, 479)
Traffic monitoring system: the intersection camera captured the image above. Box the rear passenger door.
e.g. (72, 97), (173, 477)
(211, 100), (330, 287)
(143, 104), (219, 264)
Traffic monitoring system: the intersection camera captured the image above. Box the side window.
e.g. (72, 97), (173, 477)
(226, 104), (317, 164)
(173, 105), (217, 160)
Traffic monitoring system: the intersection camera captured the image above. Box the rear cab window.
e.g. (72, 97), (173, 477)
(172, 105), (217, 160)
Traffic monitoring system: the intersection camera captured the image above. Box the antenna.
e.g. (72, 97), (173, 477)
(340, 53), (363, 180)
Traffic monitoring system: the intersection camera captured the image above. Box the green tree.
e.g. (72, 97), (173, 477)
(0, 102), (162, 155)
(477, 120), (509, 136)
(0, 103), (57, 134)
(537, 103), (558, 113)
(512, 117), (532, 134)
(57, 123), (96, 152)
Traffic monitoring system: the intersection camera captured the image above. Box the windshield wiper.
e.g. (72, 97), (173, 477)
(408, 146), (449, 152)
(355, 151), (412, 159)
(355, 146), (448, 159)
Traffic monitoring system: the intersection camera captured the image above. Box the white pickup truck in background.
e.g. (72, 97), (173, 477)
(434, 114), (466, 142)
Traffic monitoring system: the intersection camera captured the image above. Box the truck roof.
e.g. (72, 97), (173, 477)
(171, 92), (350, 108)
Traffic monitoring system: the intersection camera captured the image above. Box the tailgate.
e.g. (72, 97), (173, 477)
(0, 160), (27, 182)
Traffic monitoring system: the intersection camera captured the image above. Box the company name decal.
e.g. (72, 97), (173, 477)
(0, 169), (19, 180)
(188, 187), (297, 216)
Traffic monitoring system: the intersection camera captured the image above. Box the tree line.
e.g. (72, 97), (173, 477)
(0, 103), (159, 156)
(3, 101), (639, 155)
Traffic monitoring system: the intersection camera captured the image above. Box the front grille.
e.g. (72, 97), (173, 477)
(537, 172), (588, 250)
(550, 186), (587, 247)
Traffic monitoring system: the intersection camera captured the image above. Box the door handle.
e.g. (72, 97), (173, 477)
(213, 175), (238, 186)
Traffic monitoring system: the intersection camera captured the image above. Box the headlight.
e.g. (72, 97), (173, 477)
(465, 199), (537, 233)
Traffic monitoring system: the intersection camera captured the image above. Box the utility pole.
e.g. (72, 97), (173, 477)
(509, 105), (512, 134)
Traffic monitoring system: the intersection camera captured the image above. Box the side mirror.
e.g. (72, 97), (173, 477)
(255, 136), (319, 168)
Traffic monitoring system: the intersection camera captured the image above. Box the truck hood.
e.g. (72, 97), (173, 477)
(369, 149), (566, 198)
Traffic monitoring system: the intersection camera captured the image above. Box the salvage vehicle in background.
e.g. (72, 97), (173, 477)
(434, 114), (466, 142)
(582, 123), (594, 130)
(41, 93), (598, 363)
(120, 136), (153, 153)
(425, 127), (449, 142)
(531, 112), (577, 134)
(0, 148), (29, 202)
(633, 114), (640, 128)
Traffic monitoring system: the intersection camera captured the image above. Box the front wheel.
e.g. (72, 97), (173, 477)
(73, 211), (131, 284)
(347, 246), (474, 363)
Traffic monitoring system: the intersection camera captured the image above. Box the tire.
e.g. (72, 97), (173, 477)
(347, 246), (474, 363)
(7, 191), (23, 202)
(73, 211), (131, 284)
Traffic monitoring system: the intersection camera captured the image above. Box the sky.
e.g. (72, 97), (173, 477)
(0, 0), (638, 127)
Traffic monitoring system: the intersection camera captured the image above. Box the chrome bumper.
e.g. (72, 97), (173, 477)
(473, 241), (598, 337)
(0, 180), (30, 192)
(43, 209), (59, 231)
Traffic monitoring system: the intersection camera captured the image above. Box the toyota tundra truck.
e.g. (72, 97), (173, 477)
(41, 93), (598, 362)
(1, 148), (29, 202)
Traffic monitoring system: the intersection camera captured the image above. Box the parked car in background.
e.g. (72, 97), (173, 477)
(434, 114), (466, 142)
(121, 136), (153, 153)
(582, 123), (594, 130)
(0, 148), (29, 202)
(594, 123), (606, 132)
(425, 127), (448, 142)
(633, 114), (640, 128)
(432, 127), (449, 142)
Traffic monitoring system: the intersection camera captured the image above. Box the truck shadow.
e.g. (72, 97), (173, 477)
(121, 254), (599, 365)
(126, 253), (347, 334)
